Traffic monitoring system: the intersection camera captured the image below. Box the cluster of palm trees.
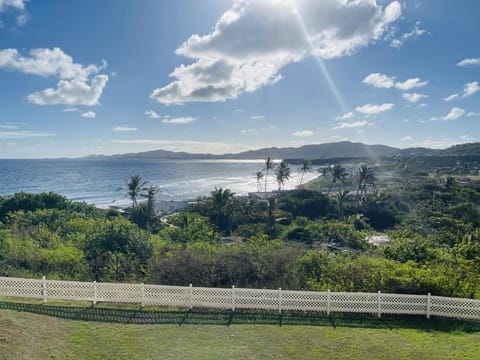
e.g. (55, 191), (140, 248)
(126, 174), (159, 211)
(255, 158), (315, 193)
(323, 163), (377, 219)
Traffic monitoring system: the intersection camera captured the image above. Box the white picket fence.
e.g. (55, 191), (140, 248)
(0, 276), (479, 321)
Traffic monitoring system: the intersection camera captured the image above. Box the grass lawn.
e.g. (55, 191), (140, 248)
(0, 300), (479, 360)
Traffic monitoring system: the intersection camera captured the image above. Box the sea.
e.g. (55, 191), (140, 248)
(0, 159), (319, 211)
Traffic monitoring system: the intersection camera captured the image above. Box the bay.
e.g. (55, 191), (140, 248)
(0, 159), (319, 209)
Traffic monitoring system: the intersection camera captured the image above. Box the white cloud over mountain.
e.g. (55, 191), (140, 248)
(293, 130), (314, 138)
(151, 0), (402, 105)
(333, 120), (370, 130)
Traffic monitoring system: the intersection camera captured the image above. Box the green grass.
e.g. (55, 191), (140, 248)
(0, 300), (479, 360)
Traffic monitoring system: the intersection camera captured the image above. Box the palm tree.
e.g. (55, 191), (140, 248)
(144, 185), (160, 214)
(327, 164), (348, 195)
(255, 171), (264, 192)
(264, 157), (275, 192)
(298, 160), (313, 186)
(210, 187), (235, 229)
(334, 189), (350, 221)
(126, 174), (146, 209)
(356, 164), (376, 201)
(275, 161), (291, 190)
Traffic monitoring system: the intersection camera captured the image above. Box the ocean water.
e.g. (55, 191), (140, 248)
(0, 159), (319, 208)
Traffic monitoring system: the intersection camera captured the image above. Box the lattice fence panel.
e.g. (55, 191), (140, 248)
(96, 282), (142, 303)
(431, 296), (480, 320)
(277, 290), (329, 312)
(380, 293), (427, 315)
(0, 276), (43, 299)
(144, 285), (190, 307)
(234, 288), (280, 310)
(45, 279), (94, 301)
(192, 287), (234, 309)
(330, 292), (377, 314)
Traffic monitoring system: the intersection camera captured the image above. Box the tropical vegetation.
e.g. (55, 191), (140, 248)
(1, 163), (479, 299)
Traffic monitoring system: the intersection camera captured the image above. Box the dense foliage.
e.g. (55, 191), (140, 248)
(1, 169), (479, 299)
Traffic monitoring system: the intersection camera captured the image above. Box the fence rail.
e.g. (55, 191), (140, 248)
(0, 276), (479, 321)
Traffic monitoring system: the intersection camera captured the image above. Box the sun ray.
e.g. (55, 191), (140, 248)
(291, 1), (349, 114)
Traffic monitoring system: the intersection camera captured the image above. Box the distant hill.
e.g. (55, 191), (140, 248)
(83, 141), (480, 161)
(85, 141), (400, 160)
(439, 142), (480, 156)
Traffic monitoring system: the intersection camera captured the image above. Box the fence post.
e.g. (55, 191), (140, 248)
(232, 285), (236, 311)
(189, 284), (193, 309)
(377, 291), (382, 318)
(278, 288), (282, 314)
(327, 289), (331, 315)
(93, 281), (97, 306)
(42, 276), (47, 304)
(426, 293), (431, 319)
(141, 283), (145, 307)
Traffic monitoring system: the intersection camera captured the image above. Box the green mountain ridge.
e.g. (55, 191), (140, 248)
(83, 141), (480, 161)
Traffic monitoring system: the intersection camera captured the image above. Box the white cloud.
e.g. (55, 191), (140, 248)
(362, 72), (427, 91)
(418, 103), (427, 108)
(362, 73), (395, 88)
(355, 103), (394, 115)
(0, 48), (109, 106)
(250, 115), (264, 120)
(444, 94), (459, 102)
(401, 136), (413, 141)
(390, 21), (427, 48)
(62, 107), (78, 112)
(81, 111), (96, 118)
(27, 75), (108, 106)
(411, 136), (477, 149)
(333, 120), (369, 130)
(460, 134), (477, 142)
(403, 92), (428, 103)
(162, 116), (196, 124)
(457, 58), (480, 67)
(113, 125), (137, 132)
(0, 48), (104, 80)
(111, 139), (249, 154)
(466, 112), (480, 117)
(292, 130), (314, 138)
(145, 110), (160, 119)
(433, 107), (466, 121)
(0, 130), (55, 139)
(0, 0), (26, 12)
(0, 124), (18, 129)
(336, 111), (355, 120)
(444, 81), (480, 102)
(151, 0), (402, 104)
(463, 81), (480, 97)
(394, 77), (428, 91)
(240, 128), (256, 134)
(16, 12), (29, 26)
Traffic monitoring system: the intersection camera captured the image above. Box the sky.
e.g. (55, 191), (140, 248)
(0, 0), (479, 158)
